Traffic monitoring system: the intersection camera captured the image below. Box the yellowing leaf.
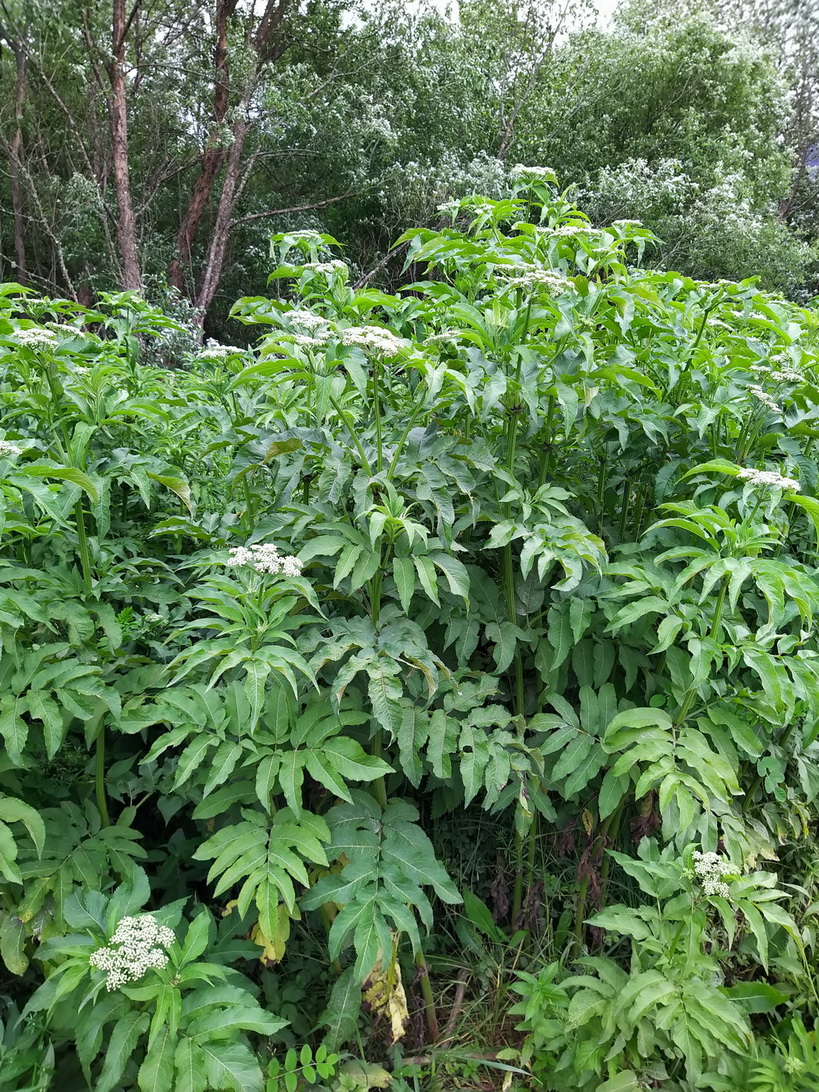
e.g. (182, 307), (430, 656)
(362, 949), (408, 1044)
(250, 904), (291, 966)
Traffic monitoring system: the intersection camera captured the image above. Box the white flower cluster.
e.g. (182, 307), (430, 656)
(89, 915), (175, 991)
(500, 268), (572, 296)
(542, 224), (601, 238)
(511, 164), (554, 178)
(75, 366), (90, 375)
(226, 542), (304, 577)
(302, 260), (348, 276)
(692, 851), (734, 899)
(285, 230), (326, 242)
(0, 440), (22, 457)
(291, 333), (327, 348)
(15, 327), (58, 348)
(749, 385), (779, 411)
(198, 338), (243, 360)
(341, 325), (406, 356)
(737, 467), (800, 491)
(287, 309), (330, 332)
(771, 367), (802, 383)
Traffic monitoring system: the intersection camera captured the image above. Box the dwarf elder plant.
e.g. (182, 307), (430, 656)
(0, 172), (818, 1091)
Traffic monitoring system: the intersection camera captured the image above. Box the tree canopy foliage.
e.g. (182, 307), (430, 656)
(0, 0), (816, 332)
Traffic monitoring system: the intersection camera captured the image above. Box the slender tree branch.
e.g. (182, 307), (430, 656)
(230, 192), (356, 227)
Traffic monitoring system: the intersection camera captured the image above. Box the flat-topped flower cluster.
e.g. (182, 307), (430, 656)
(89, 914), (175, 991)
(226, 542), (303, 577)
(692, 850), (734, 899)
(737, 467), (800, 491)
(15, 327), (59, 348)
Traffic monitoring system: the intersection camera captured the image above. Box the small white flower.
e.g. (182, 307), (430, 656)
(771, 368), (802, 383)
(15, 327), (58, 348)
(341, 325), (406, 356)
(692, 850), (734, 900)
(291, 334), (326, 348)
(736, 467), (800, 491)
(89, 914), (175, 991)
(0, 440), (22, 457)
(75, 366), (90, 375)
(302, 260), (348, 277)
(556, 224), (598, 237)
(285, 230), (326, 242)
(226, 542), (304, 577)
(702, 879), (731, 898)
(748, 385), (779, 411)
(286, 309), (331, 333)
(511, 164), (554, 178)
(197, 340), (243, 360)
(497, 266), (572, 296)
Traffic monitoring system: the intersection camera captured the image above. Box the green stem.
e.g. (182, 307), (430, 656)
(618, 477), (631, 543)
(319, 906), (343, 975)
(522, 812), (539, 915)
(372, 358), (383, 474)
(242, 477), (256, 532)
(415, 948), (439, 1042)
(95, 725), (110, 827)
(74, 500), (93, 593)
(387, 397), (426, 480)
(538, 395), (557, 488)
(368, 566), (388, 809)
(329, 393), (372, 476)
(504, 402), (529, 925)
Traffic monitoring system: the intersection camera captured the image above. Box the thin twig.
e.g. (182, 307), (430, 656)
(230, 192), (356, 227)
(440, 968), (470, 1044)
(352, 241), (409, 289)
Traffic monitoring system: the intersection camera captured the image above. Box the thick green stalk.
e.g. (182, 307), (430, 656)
(537, 395), (557, 489)
(328, 392), (372, 476)
(387, 396), (426, 480)
(74, 500), (93, 593)
(415, 948), (439, 1042)
(618, 478), (631, 542)
(504, 400), (528, 925)
(368, 566), (388, 809)
(95, 725), (110, 827)
(372, 358), (383, 474)
(242, 477), (256, 533)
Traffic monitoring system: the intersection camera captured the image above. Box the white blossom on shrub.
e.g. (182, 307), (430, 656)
(89, 914), (175, 991)
(737, 467), (800, 491)
(692, 850), (734, 898)
(341, 325), (406, 356)
(226, 542), (303, 577)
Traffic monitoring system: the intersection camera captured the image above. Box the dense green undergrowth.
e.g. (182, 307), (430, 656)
(1, 171), (819, 1091)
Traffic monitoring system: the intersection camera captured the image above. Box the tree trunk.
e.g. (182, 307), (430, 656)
(168, 0), (238, 292)
(9, 40), (26, 283)
(109, 0), (141, 289)
(184, 0), (290, 320)
(194, 117), (249, 320)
